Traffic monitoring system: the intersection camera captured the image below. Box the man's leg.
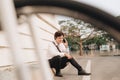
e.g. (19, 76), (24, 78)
(60, 56), (69, 69)
(49, 56), (63, 77)
(69, 57), (91, 75)
(60, 56), (83, 72)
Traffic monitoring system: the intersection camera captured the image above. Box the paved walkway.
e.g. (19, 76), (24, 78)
(53, 53), (92, 80)
(53, 50), (120, 80)
(0, 53), (92, 80)
(1, 50), (119, 80)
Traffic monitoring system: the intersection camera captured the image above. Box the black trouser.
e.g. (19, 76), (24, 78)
(48, 55), (83, 74)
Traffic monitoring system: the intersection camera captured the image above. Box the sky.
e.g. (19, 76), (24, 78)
(75, 0), (120, 16)
(56, 0), (120, 21)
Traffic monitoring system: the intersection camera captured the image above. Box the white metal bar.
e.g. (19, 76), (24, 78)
(82, 60), (91, 80)
(27, 14), (53, 80)
(0, 0), (32, 80)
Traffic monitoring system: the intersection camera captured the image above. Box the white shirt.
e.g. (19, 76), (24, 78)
(59, 43), (70, 53)
(47, 41), (69, 60)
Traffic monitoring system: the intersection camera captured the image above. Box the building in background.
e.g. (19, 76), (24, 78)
(0, 13), (60, 67)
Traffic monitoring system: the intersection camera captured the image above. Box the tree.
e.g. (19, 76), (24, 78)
(59, 18), (100, 56)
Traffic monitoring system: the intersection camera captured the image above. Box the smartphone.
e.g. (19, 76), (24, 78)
(63, 38), (66, 43)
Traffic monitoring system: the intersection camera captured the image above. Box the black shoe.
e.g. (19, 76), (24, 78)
(78, 70), (91, 75)
(55, 73), (63, 77)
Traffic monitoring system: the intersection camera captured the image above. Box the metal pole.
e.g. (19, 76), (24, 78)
(27, 14), (53, 80)
(0, 0), (32, 80)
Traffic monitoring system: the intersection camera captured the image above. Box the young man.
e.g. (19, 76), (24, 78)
(47, 31), (91, 77)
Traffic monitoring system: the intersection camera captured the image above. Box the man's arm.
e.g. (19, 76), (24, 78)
(48, 42), (65, 57)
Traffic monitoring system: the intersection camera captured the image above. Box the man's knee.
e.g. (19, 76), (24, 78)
(49, 55), (61, 68)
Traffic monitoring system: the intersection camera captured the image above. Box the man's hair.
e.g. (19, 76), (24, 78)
(54, 31), (64, 40)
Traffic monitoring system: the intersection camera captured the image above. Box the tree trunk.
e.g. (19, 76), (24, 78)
(79, 40), (83, 56)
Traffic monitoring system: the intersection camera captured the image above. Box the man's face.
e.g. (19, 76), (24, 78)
(56, 35), (64, 44)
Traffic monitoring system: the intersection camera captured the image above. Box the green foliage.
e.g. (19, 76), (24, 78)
(66, 36), (80, 51)
(59, 18), (109, 51)
(59, 18), (94, 36)
(83, 33), (114, 46)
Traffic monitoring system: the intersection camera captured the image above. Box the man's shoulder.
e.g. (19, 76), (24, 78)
(48, 41), (54, 46)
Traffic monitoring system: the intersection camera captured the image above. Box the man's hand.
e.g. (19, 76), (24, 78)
(64, 53), (72, 59)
